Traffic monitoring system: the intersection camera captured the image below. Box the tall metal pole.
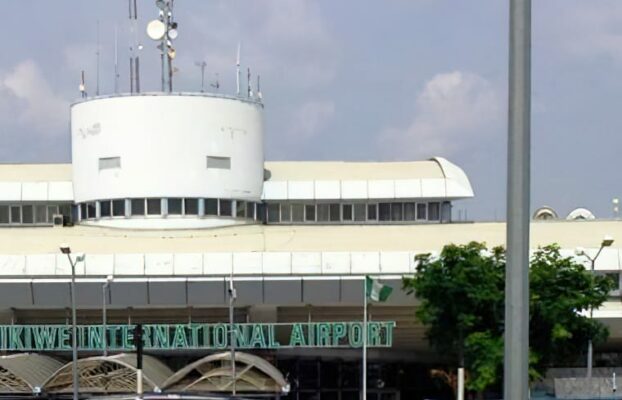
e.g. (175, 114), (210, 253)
(362, 279), (368, 400)
(504, 0), (531, 399)
(228, 270), (237, 396)
(102, 280), (109, 357)
(67, 254), (79, 400)
(587, 257), (595, 379)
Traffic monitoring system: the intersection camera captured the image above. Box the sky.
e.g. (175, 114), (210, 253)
(0, 1), (621, 222)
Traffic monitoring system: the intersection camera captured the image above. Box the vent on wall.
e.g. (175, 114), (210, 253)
(206, 156), (231, 170)
(99, 156), (121, 170)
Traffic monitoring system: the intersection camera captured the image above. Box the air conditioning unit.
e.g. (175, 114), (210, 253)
(52, 214), (64, 227)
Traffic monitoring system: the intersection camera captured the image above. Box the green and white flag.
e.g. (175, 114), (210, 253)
(365, 276), (393, 302)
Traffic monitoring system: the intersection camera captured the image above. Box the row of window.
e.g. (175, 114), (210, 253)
(79, 198), (259, 220)
(0, 204), (72, 225)
(98, 156), (232, 171)
(265, 201), (451, 224)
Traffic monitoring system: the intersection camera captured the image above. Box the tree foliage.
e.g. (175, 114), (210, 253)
(403, 242), (614, 393)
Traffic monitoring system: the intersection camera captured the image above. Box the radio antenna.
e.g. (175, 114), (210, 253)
(79, 71), (87, 98)
(247, 67), (252, 98)
(236, 42), (241, 96)
(257, 75), (262, 100)
(194, 61), (207, 92)
(114, 25), (119, 93)
(96, 20), (100, 96)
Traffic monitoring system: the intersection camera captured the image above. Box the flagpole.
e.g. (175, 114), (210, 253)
(363, 277), (367, 400)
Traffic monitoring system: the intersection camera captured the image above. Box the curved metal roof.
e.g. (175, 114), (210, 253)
(0, 353), (63, 393)
(163, 351), (288, 393)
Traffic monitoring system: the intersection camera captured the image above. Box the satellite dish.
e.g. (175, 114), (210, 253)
(146, 19), (166, 40)
(168, 29), (178, 40)
(155, 0), (166, 10)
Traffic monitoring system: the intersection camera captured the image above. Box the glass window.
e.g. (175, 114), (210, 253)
(205, 198), (218, 216)
(147, 199), (161, 215)
(246, 202), (255, 219)
(22, 205), (34, 223)
(100, 201), (111, 217)
(112, 200), (125, 216)
(87, 203), (96, 219)
(206, 156), (231, 169)
(80, 204), (87, 220)
(219, 199), (232, 217)
(131, 199), (145, 216)
(236, 201), (246, 218)
(391, 203), (403, 221)
(256, 203), (265, 222)
(0, 206), (8, 224)
(98, 156), (121, 170)
(428, 202), (440, 221)
(10, 206), (21, 224)
(185, 198), (198, 215)
(168, 198), (182, 215)
(317, 204), (330, 222)
(281, 203), (291, 222)
(267, 203), (280, 222)
(354, 204), (366, 221)
(342, 204), (353, 221)
(367, 204), (377, 221)
(329, 204), (341, 222)
(292, 204), (304, 222)
(404, 202), (416, 221)
(379, 203), (391, 221)
(59, 204), (71, 217)
(305, 204), (316, 222)
(35, 205), (47, 223)
(47, 205), (58, 223)
(416, 203), (427, 220)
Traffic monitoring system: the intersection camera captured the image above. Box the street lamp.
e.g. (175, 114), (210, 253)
(102, 275), (113, 357)
(59, 244), (80, 400)
(575, 235), (615, 379)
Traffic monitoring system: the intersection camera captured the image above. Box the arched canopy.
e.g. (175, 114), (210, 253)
(533, 206), (558, 221)
(567, 207), (596, 221)
(42, 353), (173, 394)
(0, 353), (62, 393)
(163, 351), (289, 394)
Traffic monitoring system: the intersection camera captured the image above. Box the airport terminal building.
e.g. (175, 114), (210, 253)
(0, 85), (622, 399)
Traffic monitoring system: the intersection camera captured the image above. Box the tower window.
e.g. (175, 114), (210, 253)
(99, 157), (121, 170)
(207, 156), (231, 170)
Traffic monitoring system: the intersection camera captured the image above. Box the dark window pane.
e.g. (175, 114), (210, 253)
(342, 204), (353, 221)
(219, 199), (232, 216)
(428, 202), (440, 220)
(236, 201), (246, 218)
(168, 198), (182, 215)
(185, 198), (198, 215)
(379, 203), (391, 221)
(607, 273), (620, 291)
(35, 205), (47, 223)
(22, 205), (34, 223)
(280, 203), (291, 222)
(0, 206), (8, 224)
(131, 199), (145, 216)
(246, 203), (255, 219)
(205, 199), (218, 216)
(391, 203), (403, 221)
(80, 204), (87, 220)
(256, 203), (265, 222)
(112, 200), (125, 216)
(367, 204), (377, 221)
(147, 199), (161, 215)
(416, 203), (427, 220)
(100, 201), (111, 217)
(404, 202), (416, 221)
(292, 204), (304, 222)
(87, 203), (96, 219)
(354, 204), (366, 221)
(10, 206), (21, 223)
(317, 204), (329, 222)
(329, 203), (341, 221)
(305, 204), (315, 221)
(267, 203), (280, 222)
(47, 205), (58, 223)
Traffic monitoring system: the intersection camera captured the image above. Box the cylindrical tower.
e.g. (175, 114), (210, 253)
(70, 93), (264, 229)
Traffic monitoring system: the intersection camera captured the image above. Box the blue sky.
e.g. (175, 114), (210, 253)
(1, 1), (621, 222)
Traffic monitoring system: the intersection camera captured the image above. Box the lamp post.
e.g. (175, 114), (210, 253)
(576, 235), (615, 379)
(102, 275), (113, 357)
(59, 244), (81, 400)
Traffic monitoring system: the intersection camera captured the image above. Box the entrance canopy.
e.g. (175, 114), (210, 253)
(0, 353), (62, 393)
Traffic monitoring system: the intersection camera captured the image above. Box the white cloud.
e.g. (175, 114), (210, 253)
(0, 60), (69, 132)
(290, 100), (336, 139)
(378, 71), (501, 159)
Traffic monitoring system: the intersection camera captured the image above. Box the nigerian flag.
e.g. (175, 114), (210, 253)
(365, 276), (393, 302)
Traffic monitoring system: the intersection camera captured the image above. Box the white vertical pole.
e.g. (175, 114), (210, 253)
(363, 278), (367, 400)
(457, 368), (465, 400)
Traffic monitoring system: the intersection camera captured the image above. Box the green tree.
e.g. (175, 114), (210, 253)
(403, 242), (614, 393)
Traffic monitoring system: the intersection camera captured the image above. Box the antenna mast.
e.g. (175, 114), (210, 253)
(149, 0), (177, 93)
(236, 42), (241, 96)
(247, 67), (252, 98)
(114, 25), (119, 93)
(96, 20), (100, 96)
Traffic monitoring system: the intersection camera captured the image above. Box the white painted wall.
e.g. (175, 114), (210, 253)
(71, 94), (264, 203)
